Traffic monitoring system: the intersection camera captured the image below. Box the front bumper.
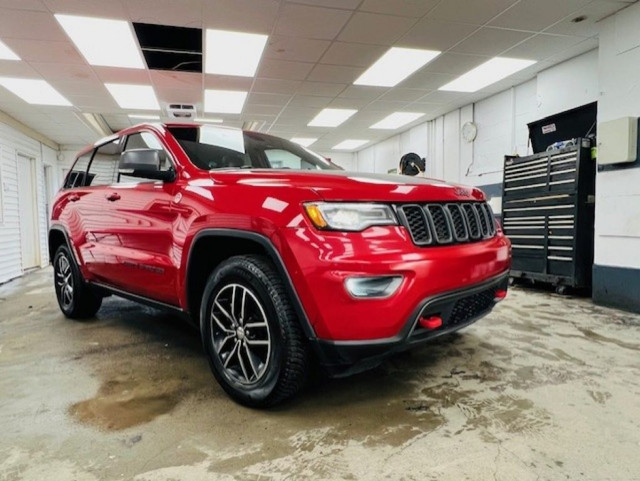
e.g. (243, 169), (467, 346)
(310, 272), (509, 377)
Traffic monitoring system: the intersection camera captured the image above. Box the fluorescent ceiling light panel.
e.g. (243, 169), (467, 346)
(0, 77), (71, 106)
(55, 14), (144, 69)
(439, 57), (536, 92)
(371, 112), (425, 130)
(205, 29), (268, 77)
(333, 139), (369, 150)
(0, 40), (20, 60)
(354, 47), (441, 87)
(129, 114), (160, 120)
(195, 117), (224, 123)
(105, 83), (160, 110)
(291, 137), (317, 147)
(308, 108), (357, 127)
(204, 89), (247, 114)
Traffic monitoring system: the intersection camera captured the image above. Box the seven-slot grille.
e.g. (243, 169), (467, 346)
(398, 202), (496, 246)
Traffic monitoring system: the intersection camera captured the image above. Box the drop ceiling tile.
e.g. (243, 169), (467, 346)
(0, 60), (42, 77)
(380, 88), (431, 102)
(49, 79), (105, 97)
(247, 92), (293, 106)
(31, 62), (98, 81)
(204, 75), (253, 90)
(0, 0), (48, 11)
(149, 70), (202, 89)
(252, 78), (302, 94)
(328, 97), (375, 109)
(489, 0), (591, 32)
(503, 33), (586, 61)
(42, 0), (128, 18)
(275, 3), (351, 40)
(420, 52), (489, 75)
(287, 0), (361, 9)
(398, 71), (457, 89)
(367, 99), (414, 110)
(66, 95), (119, 110)
(307, 64), (362, 83)
(288, 95), (333, 108)
(338, 12), (415, 45)
(296, 81), (347, 97)
(4, 38), (84, 64)
(264, 36), (331, 63)
(154, 87), (202, 105)
(93, 67), (151, 84)
(243, 104), (283, 116)
(399, 18), (478, 50)
(428, 0), (518, 25)
(257, 59), (315, 81)
(450, 27), (533, 56)
(338, 85), (387, 100)
(416, 90), (467, 104)
(320, 42), (386, 67)
(203, 0), (279, 33)
(124, 0), (204, 28)
(359, 0), (440, 17)
(0, 10), (67, 41)
(544, 1), (628, 36)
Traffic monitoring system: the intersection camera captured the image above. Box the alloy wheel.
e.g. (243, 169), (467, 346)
(55, 254), (74, 310)
(210, 284), (272, 385)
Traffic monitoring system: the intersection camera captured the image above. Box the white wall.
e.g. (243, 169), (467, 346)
(595, 2), (640, 270)
(0, 121), (60, 283)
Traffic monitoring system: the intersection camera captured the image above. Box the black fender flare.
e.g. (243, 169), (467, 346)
(186, 229), (317, 340)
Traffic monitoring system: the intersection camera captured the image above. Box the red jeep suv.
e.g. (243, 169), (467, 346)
(50, 123), (511, 407)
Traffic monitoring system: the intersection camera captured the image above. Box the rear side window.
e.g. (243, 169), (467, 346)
(64, 152), (92, 188)
(86, 139), (121, 186)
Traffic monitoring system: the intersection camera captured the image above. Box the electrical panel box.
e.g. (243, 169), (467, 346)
(597, 117), (638, 165)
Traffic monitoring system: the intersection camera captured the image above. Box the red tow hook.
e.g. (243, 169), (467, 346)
(419, 315), (443, 330)
(494, 289), (508, 302)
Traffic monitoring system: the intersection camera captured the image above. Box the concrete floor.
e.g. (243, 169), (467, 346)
(1, 269), (640, 481)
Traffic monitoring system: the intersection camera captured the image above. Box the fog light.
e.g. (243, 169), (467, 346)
(344, 275), (403, 298)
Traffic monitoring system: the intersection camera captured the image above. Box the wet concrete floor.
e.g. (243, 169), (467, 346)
(1, 268), (639, 480)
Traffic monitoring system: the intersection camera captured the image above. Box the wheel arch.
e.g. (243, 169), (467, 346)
(48, 225), (73, 264)
(184, 229), (316, 340)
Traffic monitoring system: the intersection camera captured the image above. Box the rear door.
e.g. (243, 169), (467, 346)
(82, 131), (180, 305)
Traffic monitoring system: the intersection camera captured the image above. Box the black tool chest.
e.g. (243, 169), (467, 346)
(501, 138), (596, 291)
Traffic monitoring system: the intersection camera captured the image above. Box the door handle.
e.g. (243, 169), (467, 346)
(106, 192), (121, 202)
(68, 194), (80, 202)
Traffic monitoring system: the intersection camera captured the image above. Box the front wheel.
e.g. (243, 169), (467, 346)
(200, 255), (308, 407)
(53, 245), (102, 319)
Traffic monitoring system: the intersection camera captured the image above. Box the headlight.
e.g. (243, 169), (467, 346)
(304, 202), (397, 231)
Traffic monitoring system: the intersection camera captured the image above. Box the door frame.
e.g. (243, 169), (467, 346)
(16, 151), (41, 270)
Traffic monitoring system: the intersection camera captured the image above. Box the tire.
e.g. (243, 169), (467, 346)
(53, 245), (102, 319)
(200, 255), (308, 407)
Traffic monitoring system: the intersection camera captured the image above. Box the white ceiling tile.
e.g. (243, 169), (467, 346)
(257, 59), (315, 81)
(4, 38), (84, 64)
(359, 0), (440, 17)
(296, 81), (347, 96)
(30, 62), (98, 81)
(49, 79), (105, 97)
(367, 99), (414, 111)
(275, 3), (351, 40)
(0, 60), (42, 77)
(417, 90), (467, 104)
(155, 87), (202, 105)
(399, 18), (478, 50)
(149, 70), (202, 89)
(0, 0), (48, 11)
(490, 0), (592, 32)
(420, 52), (489, 75)
(306, 64), (362, 83)
(66, 94), (118, 111)
(450, 27), (533, 56)
(287, 0), (360, 9)
(320, 42), (386, 67)
(243, 104), (283, 116)
(252, 78), (302, 94)
(338, 12), (415, 45)
(327, 97), (375, 109)
(264, 35), (331, 63)
(0, 10), (67, 41)
(503, 33), (587, 61)
(544, 1), (629, 36)
(124, 0), (204, 28)
(380, 88), (430, 102)
(398, 71), (458, 90)
(203, 75), (253, 90)
(288, 95), (333, 108)
(93, 66), (151, 84)
(247, 92), (293, 106)
(43, 0), (128, 18)
(338, 85), (387, 100)
(202, 0), (279, 33)
(428, 0), (519, 25)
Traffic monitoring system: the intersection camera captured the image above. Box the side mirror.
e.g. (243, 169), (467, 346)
(119, 149), (175, 182)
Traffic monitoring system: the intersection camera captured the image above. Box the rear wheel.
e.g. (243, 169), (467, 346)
(53, 245), (102, 319)
(201, 255), (308, 407)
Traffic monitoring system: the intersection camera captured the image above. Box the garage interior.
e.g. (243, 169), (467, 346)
(1, 0), (640, 479)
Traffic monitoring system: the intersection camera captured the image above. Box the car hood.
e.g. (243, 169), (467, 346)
(209, 169), (486, 203)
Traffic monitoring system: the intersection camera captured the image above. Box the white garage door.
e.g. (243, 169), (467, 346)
(17, 153), (39, 270)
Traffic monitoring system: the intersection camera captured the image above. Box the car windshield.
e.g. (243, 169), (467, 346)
(168, 126), (340, 171)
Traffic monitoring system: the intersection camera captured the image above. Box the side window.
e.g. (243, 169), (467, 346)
(121, 132), (173, 183)
(64, 152), (92, 188)
(264, 149), (320, 170)
(86, 139), (121, 187)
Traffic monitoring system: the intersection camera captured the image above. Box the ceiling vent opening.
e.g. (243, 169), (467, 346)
(166, 103), (197, 119)
(133, 23), (202, 73)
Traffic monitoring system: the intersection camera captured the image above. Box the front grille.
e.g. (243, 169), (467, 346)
(398, 202), (496, 247)
(448, 288), (496, 326)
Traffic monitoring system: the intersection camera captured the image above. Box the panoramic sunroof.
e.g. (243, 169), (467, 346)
(133, 23), (202, 73)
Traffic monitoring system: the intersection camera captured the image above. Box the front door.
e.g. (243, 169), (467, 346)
(16, 153), (39, 270)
